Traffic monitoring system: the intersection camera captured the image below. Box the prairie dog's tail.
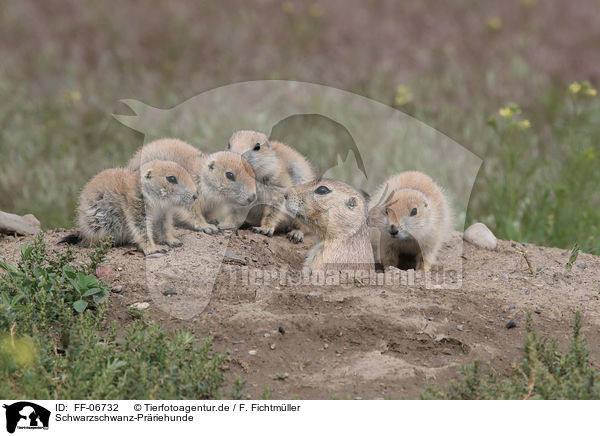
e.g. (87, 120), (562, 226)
(59, 232), (82, 245)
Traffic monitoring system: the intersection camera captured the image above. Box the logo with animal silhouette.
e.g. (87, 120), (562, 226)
(3, 402), (50, 433)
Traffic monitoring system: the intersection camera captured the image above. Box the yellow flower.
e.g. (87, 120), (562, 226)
(517, 120), (531, 131)
(586, 88), (597, 97)
(584, 148), (595, 161)
(569, 82), (581, 94)
(499, 107), (512, 118)
(486, 17), (502, 31)
(282, 2), (294, 14)
(308, 3), (324, 18)
(1, 336), (37, 368)
(66, 90), (81, 103)
(394, 85), (413, 106)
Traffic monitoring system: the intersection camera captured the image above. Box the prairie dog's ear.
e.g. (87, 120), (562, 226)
(346, 196), (358, 210)
(384, 190), (396, 207)
(145, 169), (152, 179)
(208, 161), (215, 170)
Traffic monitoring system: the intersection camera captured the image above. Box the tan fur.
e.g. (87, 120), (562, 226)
(368, 171), (451, 271)
(227, 130), (314, 242)
(128, 138), (257, 233)
(77, 161), (198, 255)
(285, 179), (374, 274)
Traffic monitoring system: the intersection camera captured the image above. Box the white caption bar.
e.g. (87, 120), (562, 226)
(0, 400), (594, 435)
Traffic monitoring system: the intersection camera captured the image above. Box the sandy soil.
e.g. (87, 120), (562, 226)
(1, 228), (599, 399)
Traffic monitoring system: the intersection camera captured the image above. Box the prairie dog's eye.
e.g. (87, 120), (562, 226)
(410, 207), (418, 216)
(385, 208), (389, 216)
(227, 143), (231, 149)
(253, 143), (261, 151)
(166, 175), (178, 184)
(314, 185), (331, 195)
(225, 171), (235, 181)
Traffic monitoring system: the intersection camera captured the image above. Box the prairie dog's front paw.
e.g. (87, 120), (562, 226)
(251, 226), (275, 237)
(287, 230), (304, 243)
(163, 238), (183, 248)
(195, 223), (220, 234)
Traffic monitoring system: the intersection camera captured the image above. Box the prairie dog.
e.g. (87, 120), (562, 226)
(73, 161), (198, 255)
(368, 171), (451, 271)
(227, 130), (314, 242)
(284, 179), (374, 274)
(128, 138), (257, 234)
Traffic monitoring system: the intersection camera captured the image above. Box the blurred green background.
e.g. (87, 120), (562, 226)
(0, 0), (599, 252)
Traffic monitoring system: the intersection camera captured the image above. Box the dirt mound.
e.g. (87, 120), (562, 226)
(1, 228), (599, 399)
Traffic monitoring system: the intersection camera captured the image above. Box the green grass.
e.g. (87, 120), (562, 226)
(0, 234), (228, 399)
(422, 312), (600, 400)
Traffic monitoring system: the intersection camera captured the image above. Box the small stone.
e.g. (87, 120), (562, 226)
(457, 324), (464, 331)
(506, 320), (517, 329)
(501, 273), (509, 279)
(463, 222), (497, 250)
(533, 310), (541, 314)
(577, 263), (587, 269)
(110, 285), (123, 293)
(428, 316), (434, 321)
(278, 326), (285, 335)
(335, 349), (341, 354)
(0, 210), (41, 235)
(162, 289), (177, 296)
(117, 267), (123, 271)
(95, 266), (113, 279)
(264, 333), (271, 337)
(323, 343), (329, 349)
(130, 302), (149, 310)
(270, 343), (276, 350)
(508, 304), (516, 310)
(248, 349), (257, 355)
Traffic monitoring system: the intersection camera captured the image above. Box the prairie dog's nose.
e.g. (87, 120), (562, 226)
(193, 192), (199, 201)
(389, 224), (399, 235)
(248, 193), (257, 204)
(283, 192), (289, 200)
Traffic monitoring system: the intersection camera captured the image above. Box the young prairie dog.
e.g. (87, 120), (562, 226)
(368, 171), (451, 271)
(227, 130), (314, 243)
(70, 161), (198, 255)
(128, 138), (257, 234)
(284, 179), (374, 274)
